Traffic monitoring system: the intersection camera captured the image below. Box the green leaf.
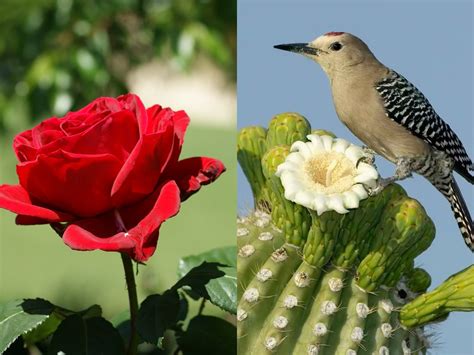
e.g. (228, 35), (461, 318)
(137, 291), (181, 346)
(23, 313), (62, 346)
(0, 299), (54, 353)
(173, 261), (226, 300)
(136, 259), (232, 348)
(49, 315), (125, 355)
(177, 315), (236, 355)
(23, 302), (102, 346)
(178, 246), (237, 314)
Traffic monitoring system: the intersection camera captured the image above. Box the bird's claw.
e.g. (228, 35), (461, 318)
(366, 177), (395, 197)
(357, 146), (376, 167)
(367, 184), (385, 197)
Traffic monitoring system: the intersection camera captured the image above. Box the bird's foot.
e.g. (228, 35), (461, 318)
(367, 176), (398, 196)
(357, 146), (376, 167)
(367, 168), (414, 196)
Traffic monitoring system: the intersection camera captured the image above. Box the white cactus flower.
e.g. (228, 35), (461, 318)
(276, 134), (378, 215)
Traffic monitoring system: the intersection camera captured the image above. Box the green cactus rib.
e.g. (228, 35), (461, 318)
(400, 265), (474, 328)
(363, 290), (392, 354)
(303, 211), (341, 268)
(265, 112), (311, 150)
(387, 291), (413, 355)
(332, 184), (406, 269)
(237, 215), (286, 297)
(261, 145), (311, 247)
(326, 274), (370, 354)
(237, 126), (270, 208)
(253, 262), (322, 354)
(237, 245), (302, 353)
(292, 267), (346, 354)
(238, 113), (471, 355)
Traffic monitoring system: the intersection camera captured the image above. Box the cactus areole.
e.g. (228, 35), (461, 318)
(237, 112), (474, 355)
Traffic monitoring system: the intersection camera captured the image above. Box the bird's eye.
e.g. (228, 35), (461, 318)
(330, 42), (342, 51)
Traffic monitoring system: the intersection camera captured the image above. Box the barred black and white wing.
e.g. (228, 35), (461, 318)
(375, 70), (474, 183)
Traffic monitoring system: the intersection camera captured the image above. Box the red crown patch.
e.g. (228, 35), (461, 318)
(325, 32), (345, 36)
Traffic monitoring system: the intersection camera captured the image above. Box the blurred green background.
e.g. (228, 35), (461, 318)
(0, 0), (236, 324)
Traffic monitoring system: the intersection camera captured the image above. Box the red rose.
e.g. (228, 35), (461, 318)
(0, 94), (225, 262)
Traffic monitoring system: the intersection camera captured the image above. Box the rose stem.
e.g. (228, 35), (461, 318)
(121, 253), (139, 355)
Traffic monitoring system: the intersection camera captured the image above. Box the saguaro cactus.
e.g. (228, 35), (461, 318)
(237, 113), (474, 355)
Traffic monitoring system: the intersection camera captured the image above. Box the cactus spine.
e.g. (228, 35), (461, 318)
(237, 113), (474, 355)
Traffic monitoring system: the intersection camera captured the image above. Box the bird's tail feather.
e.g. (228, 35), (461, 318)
(446, 178), (474, 251)
(455, 163), (474, 184)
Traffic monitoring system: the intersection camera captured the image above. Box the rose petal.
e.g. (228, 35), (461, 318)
(146, 105), (190, 144)
(17, 150), (122, 217)
(111, 125), (177, 207)
(164, 157), (226, 201)
(14, 117), (65, 162)
(26, 111), (139, 163)
(61, 111), (139, 161)
(63, 222), (136, 254)
(61, 97), (122, 136)
(0, 184), (74, 223)
(117, 94), (148, 135)
(63, 181), (181, 262)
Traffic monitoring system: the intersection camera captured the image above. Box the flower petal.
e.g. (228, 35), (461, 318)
(344, 145), (364, 164)
(312, 193), (329, 216)
(285, 152), (305, 165)
(163, 157), (226, 201)
(14, 117), (65, 162)
(63, 181), (181, 262)
(342, 191), (360, 209)
(280, 172), (305, 200)
(351, 184), (369, 199)
(307, 135), (325, 153)
(111, 126), (176, 207)
(356, 162), (379, 179)
(17, 150), (122, 217)
(62, 223), (136, 254)
(332, 138), (350, 153)
(293, 190), (314, 210)
(320, 135), (334, 151)
(0, 184), (74, 223)
(60, 97), (122, 136)
(327, 195), (349, 214)
(354, 172), (378, 185)
(117, 94), (148, 135)
(146, 105), (190, 144)
(275, 161), (299, 175)
(30, 111), (139, 162)
(290, 141), (312, 159)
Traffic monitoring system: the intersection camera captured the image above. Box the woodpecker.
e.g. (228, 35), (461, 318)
(275, 32), (474, 251)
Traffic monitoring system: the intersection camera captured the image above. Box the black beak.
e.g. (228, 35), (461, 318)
(274, 43), (320, 56)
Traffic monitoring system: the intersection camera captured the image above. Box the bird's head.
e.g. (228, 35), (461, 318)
(274, 32), (377, 76)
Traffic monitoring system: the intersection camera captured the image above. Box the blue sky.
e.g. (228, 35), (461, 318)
(237, 0), (473, 353)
